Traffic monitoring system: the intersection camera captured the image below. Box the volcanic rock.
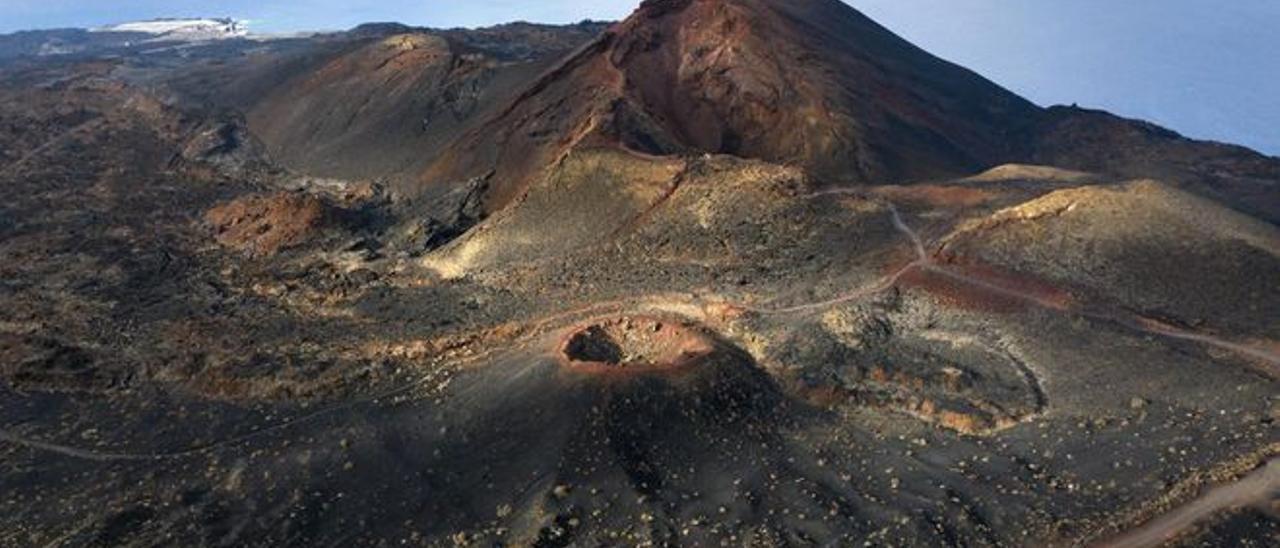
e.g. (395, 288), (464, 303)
(424, 0), (1038, 210)
(1, 2), (1278, 546)
(205, 192), (336, 257)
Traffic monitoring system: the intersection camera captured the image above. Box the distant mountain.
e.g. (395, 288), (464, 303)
(2, 1), (1279, 546)
(3, 0), (1272, 220)
(93, 18), (250, 42)
(0, 28), (142, 59)
(0, 17), (252, 60)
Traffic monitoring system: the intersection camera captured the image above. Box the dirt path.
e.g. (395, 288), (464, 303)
(2, 188), (1276, 470)
(741, 191), (927, 315)
(0, 368), (452, 462)
(1094, 459), (1280, 548)
(744, 260), (922, 315)
(1130, 319), (1280, 376)
(801, 188), (1280, 373)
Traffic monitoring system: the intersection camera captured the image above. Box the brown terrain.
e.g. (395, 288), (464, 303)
(0, 0), (1277, 546)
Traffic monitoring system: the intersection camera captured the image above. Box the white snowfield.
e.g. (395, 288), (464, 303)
(93, 18), (250, 42)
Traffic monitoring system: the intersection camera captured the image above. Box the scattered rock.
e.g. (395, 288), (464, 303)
(205, 192), (337, 257)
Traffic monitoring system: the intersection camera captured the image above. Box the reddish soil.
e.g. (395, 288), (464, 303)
(423, 0), (1039, 211)
(901, 259), (1075, 313)
(557, 316), (716, 375)
(205, 192), (334, 256)
(872, 185), (1000, 209)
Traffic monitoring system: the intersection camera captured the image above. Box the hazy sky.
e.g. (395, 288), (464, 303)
(1, 0), (1276, 156)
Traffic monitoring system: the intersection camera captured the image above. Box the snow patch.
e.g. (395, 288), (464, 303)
(93, 18), (249, 42)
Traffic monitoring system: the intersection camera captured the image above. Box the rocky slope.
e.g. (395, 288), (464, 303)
(1027, 105), (1280, 223)
(0, 1), (1277, 546)
(422, 0), (1040, 209)
(415, 0), (1279, 219)
(242, 22), (608, 184)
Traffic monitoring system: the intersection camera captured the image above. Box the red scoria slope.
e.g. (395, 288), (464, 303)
(423, 0), (1039, 210)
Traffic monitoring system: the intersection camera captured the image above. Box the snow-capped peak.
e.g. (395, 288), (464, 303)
(93, 18), (249, 42)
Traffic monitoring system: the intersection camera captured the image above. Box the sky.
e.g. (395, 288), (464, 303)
(0, 0), (1276, 156)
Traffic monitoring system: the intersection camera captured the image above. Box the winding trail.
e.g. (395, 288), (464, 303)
(742, 261), (921, 316)
(784, 187), (1280, 373)
(1128, 319), (1280, 376)
(740, 189), (927, 315)
(808, 187), (928, 260)
(0, 368), (452, 462)
(1094, 459), (1280, 548)
(2, 184), (1277, 478)
(0, 429), (161, 462)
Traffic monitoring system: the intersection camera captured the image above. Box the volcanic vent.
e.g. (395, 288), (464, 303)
(559, 317), (716, 371)
(423, 0), (1038, 210)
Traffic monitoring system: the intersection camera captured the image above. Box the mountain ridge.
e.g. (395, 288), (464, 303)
(1, 1), (1278, 546)
(421, 0), (1043, 209)
(400, 0), (1278, 223)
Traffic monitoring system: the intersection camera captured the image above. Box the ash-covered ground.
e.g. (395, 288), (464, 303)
(1, 1), (1277, 546)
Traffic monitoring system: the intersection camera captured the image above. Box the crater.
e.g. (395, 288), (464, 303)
(811, 309), (1048, 434)
(559, 317), (715, 372)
